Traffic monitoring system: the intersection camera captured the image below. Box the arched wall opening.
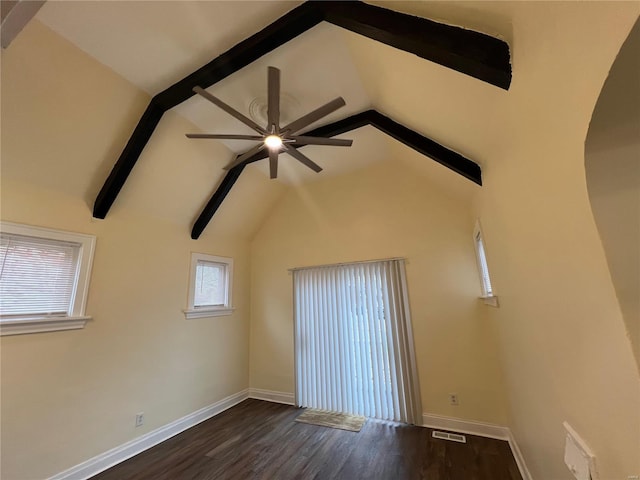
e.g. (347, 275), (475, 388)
(585, 18), (640, 370)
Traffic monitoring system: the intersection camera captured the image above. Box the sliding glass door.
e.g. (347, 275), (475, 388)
(293, 259), (421, 424)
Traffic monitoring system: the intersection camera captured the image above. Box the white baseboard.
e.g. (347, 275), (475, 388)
(48, 389), (249, 480)
(422, 413), (532, 480)
(248, 388), (295, 405)
(507, 429), (533, 480)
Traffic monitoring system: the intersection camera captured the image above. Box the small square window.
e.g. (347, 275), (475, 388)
(184, 253), (233, 319)
(194, 260), (226, 307)
(0, 221), (96, 335)
(473, 221), (498, 307)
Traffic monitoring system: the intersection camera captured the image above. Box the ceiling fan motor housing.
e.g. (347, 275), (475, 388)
(186, 66), (353, 179)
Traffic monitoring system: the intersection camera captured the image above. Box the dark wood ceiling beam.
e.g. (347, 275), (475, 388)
(191, 163), (247, 240)
(94, 1), (510, 220)
(93, 101), (164, 219)
(320, 2), (511, 90)
(190, 109), (481, 239)
(367, 111), (481, 184)
(228, 110), (481, 183)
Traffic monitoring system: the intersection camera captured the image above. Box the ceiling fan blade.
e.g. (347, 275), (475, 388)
(281, 97), (346, 135)
(267, 67), (280, 131)
(223, 143), (265, 170)
(186, 134), (264, 140)
(289, 136), (353, 147)
(193, 86), (266, 135)
(269, 148), (279, 179)
(284, 145), (322, 173)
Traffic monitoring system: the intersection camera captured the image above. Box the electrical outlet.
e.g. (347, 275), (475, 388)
(449, 393), (459, 406)
(135, 413), (144, 427)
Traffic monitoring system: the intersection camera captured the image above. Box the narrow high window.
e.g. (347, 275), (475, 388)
(473, 221), (498, 306)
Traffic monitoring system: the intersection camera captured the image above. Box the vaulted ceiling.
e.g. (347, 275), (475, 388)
(35, 1), (514, 238)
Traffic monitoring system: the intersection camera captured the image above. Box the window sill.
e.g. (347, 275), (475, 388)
(0, 315), (91, 336)
(183, 308), (235, 319)
(480, 296), (499, 307)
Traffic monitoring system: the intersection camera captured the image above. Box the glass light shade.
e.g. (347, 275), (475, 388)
(264, 135), (283, 149)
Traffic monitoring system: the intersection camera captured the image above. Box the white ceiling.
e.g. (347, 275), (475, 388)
(37, 1), (303, 95)
(35, 0), (482, 195)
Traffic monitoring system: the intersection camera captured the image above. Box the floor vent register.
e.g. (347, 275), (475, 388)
(432, 431), (467, 443)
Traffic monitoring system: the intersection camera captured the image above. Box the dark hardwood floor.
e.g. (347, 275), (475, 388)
(92, 399), (522, 480)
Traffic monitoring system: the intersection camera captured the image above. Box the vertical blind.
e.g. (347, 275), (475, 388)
(294, 259), (421, 424)
(0, 233), (80, 317)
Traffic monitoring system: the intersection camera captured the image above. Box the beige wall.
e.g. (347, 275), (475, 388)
(344, 2), (640, 478)
(249, 158), (510, 425)
(0, 21), (279, 479)
(0, 189), (251, 480)
(472, 4), (640, 480)
(585, 19), (640, 369)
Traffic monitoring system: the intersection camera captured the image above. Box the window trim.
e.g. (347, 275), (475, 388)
(473, 220), (499, 307)
(0, 221), (96, 336)
(184, 252), (234, 319)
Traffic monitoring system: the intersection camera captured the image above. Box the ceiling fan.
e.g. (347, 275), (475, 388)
(186, 66), (353, 179)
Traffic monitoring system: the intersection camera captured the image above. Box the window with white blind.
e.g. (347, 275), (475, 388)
(0, 222), (96, 335)
(473, 221), (498, 307)
(184, 253), (233, 319)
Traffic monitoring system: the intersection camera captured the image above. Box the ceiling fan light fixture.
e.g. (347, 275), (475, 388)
(264, 134), (283, 149)
(188, 66), (351, 178)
